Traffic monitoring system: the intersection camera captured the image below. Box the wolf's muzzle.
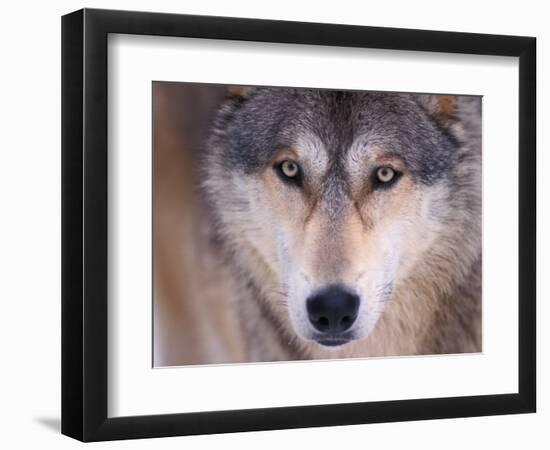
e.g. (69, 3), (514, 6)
(306, 285), (359, 345)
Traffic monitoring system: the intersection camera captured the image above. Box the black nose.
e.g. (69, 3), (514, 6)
(306, 285), (359, 333)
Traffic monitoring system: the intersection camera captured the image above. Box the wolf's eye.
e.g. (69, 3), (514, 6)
(276, 159), (302, 185)
(376, 167), (396, 184)
(373, 166), (401, 189)
(280, 160), (299, 178)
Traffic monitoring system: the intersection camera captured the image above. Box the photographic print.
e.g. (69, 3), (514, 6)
(153, 83), (482, 367)
(62, 10), (536, 440)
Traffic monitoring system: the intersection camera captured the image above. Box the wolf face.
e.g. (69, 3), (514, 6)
(205, 88), (480, 350)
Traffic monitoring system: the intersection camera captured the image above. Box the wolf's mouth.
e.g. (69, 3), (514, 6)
(314, 333), (354, 347)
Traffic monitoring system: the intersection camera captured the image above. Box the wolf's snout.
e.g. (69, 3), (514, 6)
(306, 285), (359, 338)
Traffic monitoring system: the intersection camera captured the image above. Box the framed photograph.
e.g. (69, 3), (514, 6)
(61, 8), (536, 442)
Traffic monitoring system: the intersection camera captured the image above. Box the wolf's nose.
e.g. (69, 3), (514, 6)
(306, 285), (359, 333)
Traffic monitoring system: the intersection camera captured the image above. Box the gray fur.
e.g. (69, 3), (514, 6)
(210, 88), (457, 184)
(202, 87), (482, 361)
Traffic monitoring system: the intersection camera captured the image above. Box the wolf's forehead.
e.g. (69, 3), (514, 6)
(294, 132), (371, 167)
(294, 133), (331, 170)
(291, 94), (456, 184)
(294, 127), (454, 186)
(289, 94), (403, 161)
(219, 89), (456, 184)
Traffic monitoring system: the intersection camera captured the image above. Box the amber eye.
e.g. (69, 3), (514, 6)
(280, 160), (299, 178)
(275, 159), (303, 187)
(376, 167), (396, 183)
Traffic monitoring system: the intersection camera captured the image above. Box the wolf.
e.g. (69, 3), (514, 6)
(201, 87), (481, 362)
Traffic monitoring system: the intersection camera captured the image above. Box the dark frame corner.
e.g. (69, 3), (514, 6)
(62, 8), (536, 442)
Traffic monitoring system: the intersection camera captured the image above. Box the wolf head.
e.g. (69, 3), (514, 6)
(204, 87), (481, 350)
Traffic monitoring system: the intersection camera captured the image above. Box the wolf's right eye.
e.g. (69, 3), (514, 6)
(376, 167), (395, 183)
(276, 160), (303, 186)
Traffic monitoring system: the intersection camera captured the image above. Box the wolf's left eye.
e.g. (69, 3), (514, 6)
(374, 166), (400, 188)
(276, 159), (302, 186)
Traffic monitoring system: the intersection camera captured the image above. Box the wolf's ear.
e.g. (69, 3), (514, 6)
(418, 95), (458, 126)
(226, 85), (256, 99)
(419, 94), (482, 138)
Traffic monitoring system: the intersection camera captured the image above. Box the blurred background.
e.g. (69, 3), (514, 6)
(153, 82), (247, 367)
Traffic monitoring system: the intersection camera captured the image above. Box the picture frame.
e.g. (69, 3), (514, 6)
(61, 8), (536, 442)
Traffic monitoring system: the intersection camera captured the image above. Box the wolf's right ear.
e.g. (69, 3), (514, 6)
(226, 85), (256, 99)
(210, 86), (257, 136)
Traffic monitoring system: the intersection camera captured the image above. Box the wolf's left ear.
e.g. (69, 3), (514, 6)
(418, 94), (482, 140)
(418, 95), (458, 126)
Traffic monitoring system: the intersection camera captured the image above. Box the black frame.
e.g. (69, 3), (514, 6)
(62, 8), (536, 442)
